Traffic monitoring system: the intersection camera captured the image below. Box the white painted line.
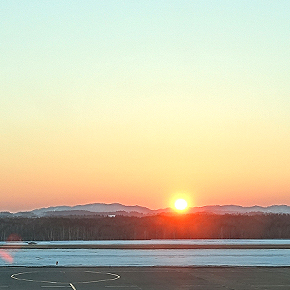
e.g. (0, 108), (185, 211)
(41, 286), (69, 288)
(78, 271), (120, 284)
(11, 270), (120, 284)
(11, 271), (58, 284)
(11, 271), (121, 290)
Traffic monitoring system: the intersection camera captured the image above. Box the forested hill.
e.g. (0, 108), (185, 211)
(1, 213), (290, 241)
(2, 204), (290, 218)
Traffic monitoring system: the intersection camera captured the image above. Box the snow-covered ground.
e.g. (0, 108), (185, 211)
(1, 240), (290, 267)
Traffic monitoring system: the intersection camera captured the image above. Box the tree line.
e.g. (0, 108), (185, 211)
(1, 213), (290, 241)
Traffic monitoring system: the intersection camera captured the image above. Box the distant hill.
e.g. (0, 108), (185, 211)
(3, 203), (290, 217)
(0, 211), (13, 217)
(187, 205), (290, 214)
(31, 203), (152, 217)
(41, 209), (145, 217)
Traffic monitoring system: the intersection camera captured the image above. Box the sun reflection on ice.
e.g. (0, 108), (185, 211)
(0, 234), (22, 264)
(0, 249), (13, 263)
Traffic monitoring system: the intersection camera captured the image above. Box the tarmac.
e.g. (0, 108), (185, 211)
(1, 266), (290, 290)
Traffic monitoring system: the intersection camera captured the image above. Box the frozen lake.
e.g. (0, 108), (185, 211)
(1, 240), (290, 267)
(2, 238), (290, 246)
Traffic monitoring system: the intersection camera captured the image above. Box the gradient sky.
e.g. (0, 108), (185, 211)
(1, 1), (290, 211)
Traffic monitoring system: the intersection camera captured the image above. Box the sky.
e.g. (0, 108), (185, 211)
(1, 1), (290, 212)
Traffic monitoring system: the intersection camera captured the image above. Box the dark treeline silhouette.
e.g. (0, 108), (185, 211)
(1, 213), (290, 241)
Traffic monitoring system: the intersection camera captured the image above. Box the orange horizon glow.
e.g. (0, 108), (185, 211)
(1, 2), (290, 212)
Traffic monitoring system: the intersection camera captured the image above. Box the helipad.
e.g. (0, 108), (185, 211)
(1, 266), (290, 289)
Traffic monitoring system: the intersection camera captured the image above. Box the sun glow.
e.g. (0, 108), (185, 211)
(174, 198), (188, 211)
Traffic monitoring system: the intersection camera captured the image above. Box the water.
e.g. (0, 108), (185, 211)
(1, 240), (290, 267)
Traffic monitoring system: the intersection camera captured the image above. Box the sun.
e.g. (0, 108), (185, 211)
(174, 198), (188, 211)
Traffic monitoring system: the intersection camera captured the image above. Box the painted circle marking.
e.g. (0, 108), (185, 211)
(11, 270), (120, 284)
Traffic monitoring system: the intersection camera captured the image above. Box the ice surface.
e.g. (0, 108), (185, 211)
(1, 240), (290, 267)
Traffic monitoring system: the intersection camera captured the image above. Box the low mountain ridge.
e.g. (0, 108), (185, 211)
(31, 203), (152, 217)
(189, 205), (290, 214)
(3, 203), (290, 217)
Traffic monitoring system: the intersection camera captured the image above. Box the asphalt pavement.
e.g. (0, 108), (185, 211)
(1, 266), (290, 290)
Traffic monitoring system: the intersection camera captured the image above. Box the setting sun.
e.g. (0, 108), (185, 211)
(174, 199), (188, 211)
